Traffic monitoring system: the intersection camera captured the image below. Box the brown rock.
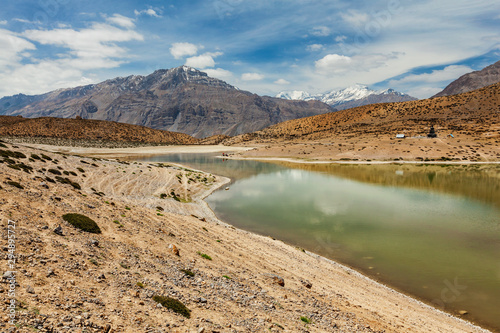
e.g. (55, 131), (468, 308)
(168, 244), (180, 256)
(301, 279), (313, 289)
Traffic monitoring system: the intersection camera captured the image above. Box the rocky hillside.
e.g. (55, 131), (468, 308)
(433, 60), (500, 97)
(0, 66), (334, 138)
(276, 85), (416, 110)
(0, 116), (198, 145)
(230, 82), (500, 143)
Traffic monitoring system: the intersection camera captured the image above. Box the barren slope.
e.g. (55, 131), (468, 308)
(0, 116), (198, 145)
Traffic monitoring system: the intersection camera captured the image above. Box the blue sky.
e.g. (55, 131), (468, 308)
(1, 0), (499, 99)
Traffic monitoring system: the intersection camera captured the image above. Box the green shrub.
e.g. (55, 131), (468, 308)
(45, 177), (55, 183)
(63, 170), (70, 175)
(48, 169), (62, 175)
(89, 258), (99, 266)
(300, 316), (311, 324)
(160, 193), (168, 199)
(136, 282), (145, 288)
(0, 150), (25, 159)
(7, 181), (24, 189)
(180, 269), (195, 277)
(77, 167), (85, 173)
(0, 143), (6, 148)
(197, 251), (212, 260)
(55, 176), (81, 190)
(152, 296), (191, 318)
(119, 262), (130, 269)
(40, 154), (52, 161)
(222, 275), (231, 279)
(10, 163), (33, 174)
(30, 154), (41, 160)
(62, 213), (101, 233)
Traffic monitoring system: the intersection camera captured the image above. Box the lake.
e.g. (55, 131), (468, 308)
(138, 153), (500, 332)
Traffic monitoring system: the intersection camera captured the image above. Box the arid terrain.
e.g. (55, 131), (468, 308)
(0, 116), (198, 146)
(0, 141), (490, 332)
(228, 83), (500, 163)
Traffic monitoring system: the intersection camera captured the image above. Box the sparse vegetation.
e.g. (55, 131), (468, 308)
(197, 251), (212, 260)
(55, 176), (81, 190)
(7, 181), (24, 189)
(119, 262), (130, 269)
(62, 213), (101, 233)
(300, 316), (311, 324)
(180, 269), (195, 277)
(152, 296), (191, 318)
(48, 168), (62, 175)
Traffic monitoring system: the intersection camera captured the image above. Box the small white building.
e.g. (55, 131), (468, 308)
(396, 134), (405, 139)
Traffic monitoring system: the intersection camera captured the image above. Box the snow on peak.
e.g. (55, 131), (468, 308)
(276, 90), (312, 100)
(275, 85), (412, 107)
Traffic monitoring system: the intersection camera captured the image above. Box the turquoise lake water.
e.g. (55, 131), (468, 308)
(138, 154), (500, 332)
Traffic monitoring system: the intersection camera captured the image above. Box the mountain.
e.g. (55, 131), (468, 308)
(0, 116), (198, 144)
(229, 82), (500, 144)
(433, 60), (500, 97)
(0, 66), (334, 138)
(276, 84), (417, 110)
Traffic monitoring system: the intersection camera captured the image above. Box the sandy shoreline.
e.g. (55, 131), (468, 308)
(220, 155), (500, 165)
(21, 143), (252, 158)
(2, 141), (492, 332)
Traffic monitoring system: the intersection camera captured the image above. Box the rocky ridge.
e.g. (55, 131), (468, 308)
(0, 67), (334, 138)
(433, 60), (500, 97)
(0, 116), (198, 146)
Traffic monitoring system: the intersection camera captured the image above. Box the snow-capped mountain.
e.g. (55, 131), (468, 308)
(276, 84), (416, 110)
(275, 90), (312, 101)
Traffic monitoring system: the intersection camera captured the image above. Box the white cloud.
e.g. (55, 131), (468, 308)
(23, 22), (143, 60)
(241, 73), (265, 81)
(0, 29), (36, 70)
(202, 68), (233, 81)
(170, 42), (198, 59)
(389, 65), (473, 84)
(0, 20), (7, 25)
(315, 54), (352, 73)
(341, 10), (369, 27)
(274, 78), (290, 85)
(134, 8), (161, 17)
(106, 14), (136, 29)
(306, 44), (323, 52)
(311, 26), (331, 37)
(13, 18), (42, 25)
(185, 52), (222, 69)
(0, 15), (144, 97)
(315, 52), (400, 75)
(335, 35), (347, 42)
